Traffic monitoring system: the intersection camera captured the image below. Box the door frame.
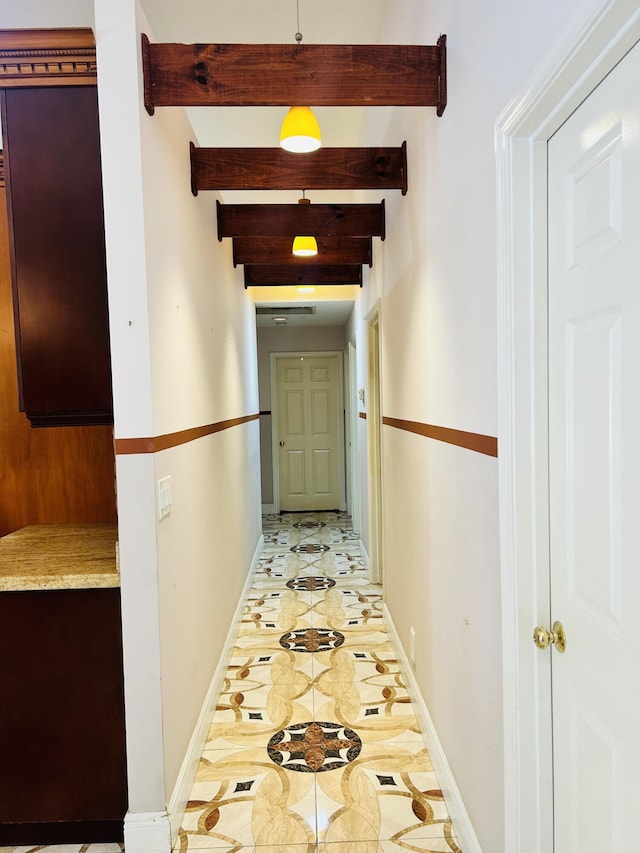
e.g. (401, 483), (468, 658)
(346, 340), (362, 533)
(270, 350), (346, 514)
(496, 2), (640, 850)
(366, 305), (383, 586)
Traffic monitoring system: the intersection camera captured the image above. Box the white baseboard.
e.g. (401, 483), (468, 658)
(382, 602), (483, 853)
(359, 539), (370, 569)
(167, 533), (265, 846)
(251, 533), (265, 572)
(261, 503), (276, 515)
(124, 809), (172, 853)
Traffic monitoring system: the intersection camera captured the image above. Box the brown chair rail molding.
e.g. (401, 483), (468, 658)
(115, 414), (259, 455)
(383, 416), (498, 457)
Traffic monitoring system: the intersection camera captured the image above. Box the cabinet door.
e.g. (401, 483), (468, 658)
(0, 587), (127, 844)
(1, 86), (113, 427)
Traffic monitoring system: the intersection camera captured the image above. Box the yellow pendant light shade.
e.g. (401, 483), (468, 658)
(292, 195), (318, 257)
(292, 235), (318, 256)
(280, 106), (322, 153)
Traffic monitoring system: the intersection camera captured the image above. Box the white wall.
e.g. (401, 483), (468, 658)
(95, 0), (262, 839)
(256, 325), (346, 505)
(348, 1), (603, 851)
(141, 82), (262, 803)
(0, 1), (93, 29)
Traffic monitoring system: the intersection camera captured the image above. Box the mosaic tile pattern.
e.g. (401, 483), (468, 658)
(176, 512), (462, 853)
(2, 515), (460, 853)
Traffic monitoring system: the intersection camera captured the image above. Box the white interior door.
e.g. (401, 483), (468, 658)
(547, 40), (640, 852)
(275, 353), (342, 511)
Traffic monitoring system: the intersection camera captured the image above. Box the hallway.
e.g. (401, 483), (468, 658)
(175, 511), (460, 852)
(0, 513), (460, 853)
(0, 513), (459, 853)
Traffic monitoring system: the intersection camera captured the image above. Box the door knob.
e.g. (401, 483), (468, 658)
(533, 621), (566, 653)
(279, 441), (285, 446)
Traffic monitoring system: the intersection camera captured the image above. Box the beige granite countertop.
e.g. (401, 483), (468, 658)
(0, 523), (119, 591)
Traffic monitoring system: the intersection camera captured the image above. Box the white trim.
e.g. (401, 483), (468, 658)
(495, 2), (640, 850)
(383, 603), (481, 853)
(365, 304), (383, 587)
(269, 353), (281, 512)
(359, 538), (370, 570)
(344, 344), (352, 517)
(269, 351), (346, 513)
(166, 534), (264, 846)
(261, 503), (276, 515)
(124, 809), (172, 853)
(347, 340), (362, 535)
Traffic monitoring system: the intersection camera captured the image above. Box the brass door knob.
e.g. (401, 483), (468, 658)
(533, 621), (566, 653)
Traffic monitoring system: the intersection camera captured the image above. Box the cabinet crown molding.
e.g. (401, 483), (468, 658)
(0, 28), (96, 87)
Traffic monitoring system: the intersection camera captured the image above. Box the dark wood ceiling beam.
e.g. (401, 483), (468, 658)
(217, 200), (385, 241)
(142, 36), (447, 115)
(190, 142), (407, 195)
(232, 236), (372, 267)
(244, 264), (362, 288)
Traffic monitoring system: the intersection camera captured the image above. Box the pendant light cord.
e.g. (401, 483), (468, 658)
(295, 0), (303, 43)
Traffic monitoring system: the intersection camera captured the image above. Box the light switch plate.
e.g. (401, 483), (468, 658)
(158, 475), (172, 520)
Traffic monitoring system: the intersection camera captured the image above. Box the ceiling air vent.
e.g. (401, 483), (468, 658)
(255, 306), (316, 316)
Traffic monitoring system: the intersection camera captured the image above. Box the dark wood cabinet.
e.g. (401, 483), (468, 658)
(1, 85), (113, 427)
(0, 585), (127, 844)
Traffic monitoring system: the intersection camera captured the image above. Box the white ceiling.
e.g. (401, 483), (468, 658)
(140, 0), (387, 151)
(139, 0), (390, 326)
(255, 300), (354, 328)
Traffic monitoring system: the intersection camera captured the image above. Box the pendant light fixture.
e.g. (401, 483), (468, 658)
(279, 0), (322, 153)
(292, 192), (318, 257)
(280, 106), (322, 153)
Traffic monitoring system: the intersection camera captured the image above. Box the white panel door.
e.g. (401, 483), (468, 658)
(276, 354), (342, 511)
(548, 41), (640, 852)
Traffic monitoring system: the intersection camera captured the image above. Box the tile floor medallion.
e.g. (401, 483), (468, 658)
(1, 516), (460, 853)
(176, 512), (461, 853)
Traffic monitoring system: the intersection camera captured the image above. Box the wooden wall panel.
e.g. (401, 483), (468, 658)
(0, 185), (117, 537)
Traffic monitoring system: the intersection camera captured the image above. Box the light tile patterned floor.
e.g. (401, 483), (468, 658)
(4, 513), (460, 853)
(0, 846), (123, 852)
(176, 512), (461, 853)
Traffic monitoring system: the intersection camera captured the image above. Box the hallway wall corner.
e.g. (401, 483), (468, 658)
(124, 809), (172, 853)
